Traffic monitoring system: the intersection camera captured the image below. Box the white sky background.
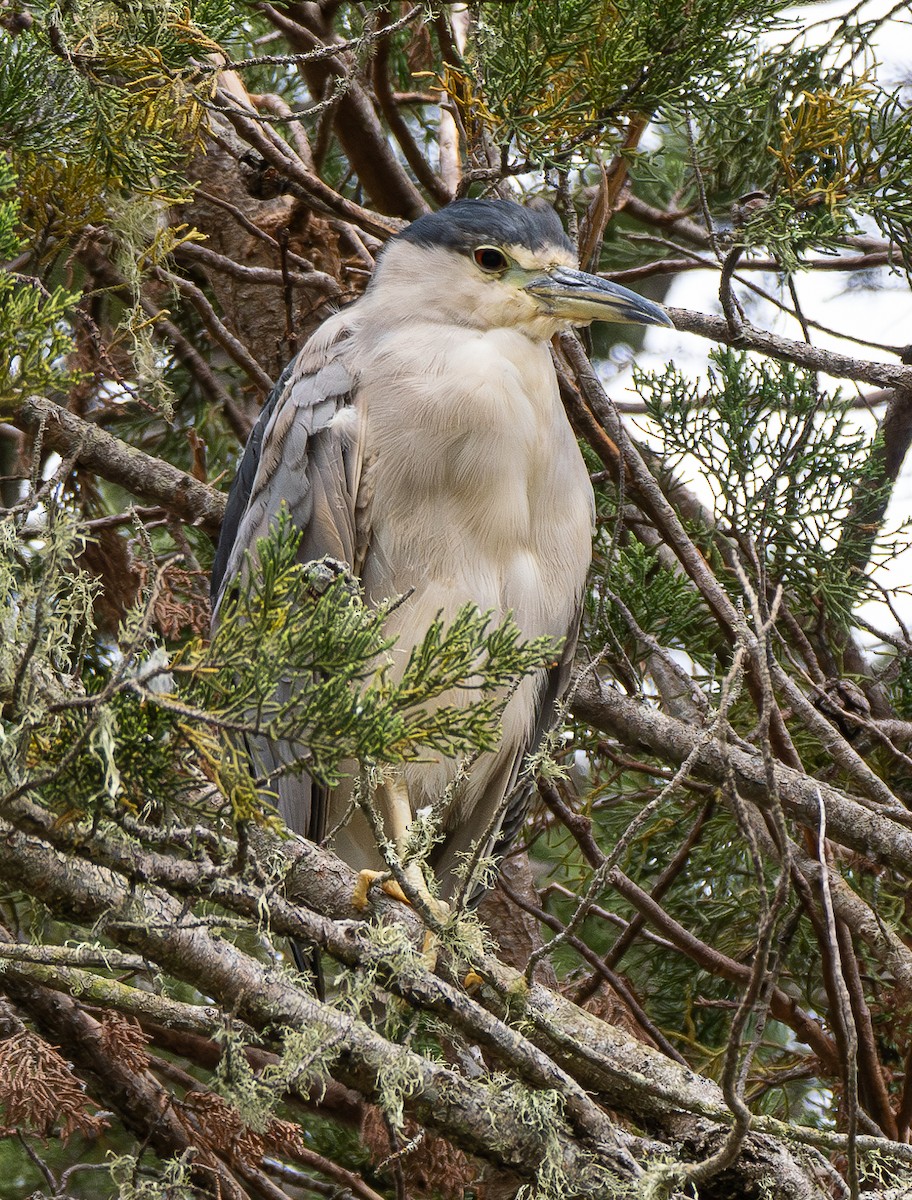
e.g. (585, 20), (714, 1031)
(606, 0), (912, 639)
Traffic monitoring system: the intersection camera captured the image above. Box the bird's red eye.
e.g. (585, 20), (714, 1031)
(473, 246), (508, 272)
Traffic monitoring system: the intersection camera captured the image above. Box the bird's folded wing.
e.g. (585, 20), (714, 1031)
(210, 320), (363, 842)
(211, 325), (361, 605)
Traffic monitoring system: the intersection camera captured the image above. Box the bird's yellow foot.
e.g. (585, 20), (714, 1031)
(420, 928), (439, 971)
(352, 869), (385, 911)
(351, 869), (416, 910)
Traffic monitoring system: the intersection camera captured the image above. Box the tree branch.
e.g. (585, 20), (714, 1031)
(572, 676), (912, 879)
(669, 308), (912, 390)
(12, 396), (227, 534)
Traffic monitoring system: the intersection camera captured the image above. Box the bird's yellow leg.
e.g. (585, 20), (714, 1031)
(351, 869), (409, 911)
(353, 777), (486, 976)
(376, 774), (451, 924)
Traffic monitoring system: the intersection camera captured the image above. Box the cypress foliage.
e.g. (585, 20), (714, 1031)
(1, 3), (911, 1197)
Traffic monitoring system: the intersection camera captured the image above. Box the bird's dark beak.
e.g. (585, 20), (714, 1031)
(524, 267), (674, 327)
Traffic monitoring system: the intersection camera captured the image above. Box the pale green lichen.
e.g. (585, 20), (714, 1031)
(372, 1043), (427, 1132)
(109, 1150), (195, 1199)
(486, 1075), (625, 1199)
(213, 1019), (341, 1134)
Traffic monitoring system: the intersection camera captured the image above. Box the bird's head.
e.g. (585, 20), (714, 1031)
(373, 198), (673, 340)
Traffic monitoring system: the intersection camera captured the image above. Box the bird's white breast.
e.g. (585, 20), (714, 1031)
(352, 321), (593, 649)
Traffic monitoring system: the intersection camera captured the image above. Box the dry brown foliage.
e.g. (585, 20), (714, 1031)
(98, 1011), (151, 1077)
(0, 1029), (108, 1140)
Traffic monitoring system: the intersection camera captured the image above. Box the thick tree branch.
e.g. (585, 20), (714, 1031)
(611, 249), (896, 284)
(0, 822), (657, 1190)
(258, 3), (428, 218)
(572, 676), (912, 876)
(372, 7), (452, 206)
(11, 396), (227, 534)
(669, 308), (912, 390)
(216, 84), (405, 240)
(0, 793), (841, 1196)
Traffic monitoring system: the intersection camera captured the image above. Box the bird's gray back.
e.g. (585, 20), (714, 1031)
(210, 312), (362, 843)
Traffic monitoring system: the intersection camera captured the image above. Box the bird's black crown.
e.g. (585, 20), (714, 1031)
(398, 198), (572, 256)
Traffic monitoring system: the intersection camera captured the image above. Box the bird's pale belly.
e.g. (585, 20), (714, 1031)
(327, 483), (589, 889)
(368, 512), (588, 646)
(342, 358), (594, 892)
(362, 425), (592, 622)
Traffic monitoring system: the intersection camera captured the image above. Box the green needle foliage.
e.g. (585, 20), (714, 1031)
(0, 274), (80, 411)
(197, 509), (558, 786)
(638, 348), (887, 622)
(0, 158), (80, 412)
(474, 0), (791, 161)
(2, 504), (556, 826)
(7, 0), (238, 197)
(746, 78), (912, 265)
(0, 2), (245, 407)
(588, 535), (717, 673)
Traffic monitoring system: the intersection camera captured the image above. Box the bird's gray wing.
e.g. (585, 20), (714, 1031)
(211, 321), (361, 843)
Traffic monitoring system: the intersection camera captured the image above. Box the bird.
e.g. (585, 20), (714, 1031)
(211, 197), (671, 919)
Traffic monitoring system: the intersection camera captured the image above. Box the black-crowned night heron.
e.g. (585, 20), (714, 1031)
(211, 198), (671, 916)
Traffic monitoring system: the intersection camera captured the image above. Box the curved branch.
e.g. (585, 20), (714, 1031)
(372, 8), (452, 206)
(216, 84), (406, 240)
(572, 677), (912, 894)
(255, 6), (429, 219)
(0, 822), (646, 1190)
(13, 396), (227, 534)
(669, 308), (912, 390)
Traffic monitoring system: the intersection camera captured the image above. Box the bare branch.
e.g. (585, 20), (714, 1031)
(12, 396), (227, 534)
(669, 308), (912, 390)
